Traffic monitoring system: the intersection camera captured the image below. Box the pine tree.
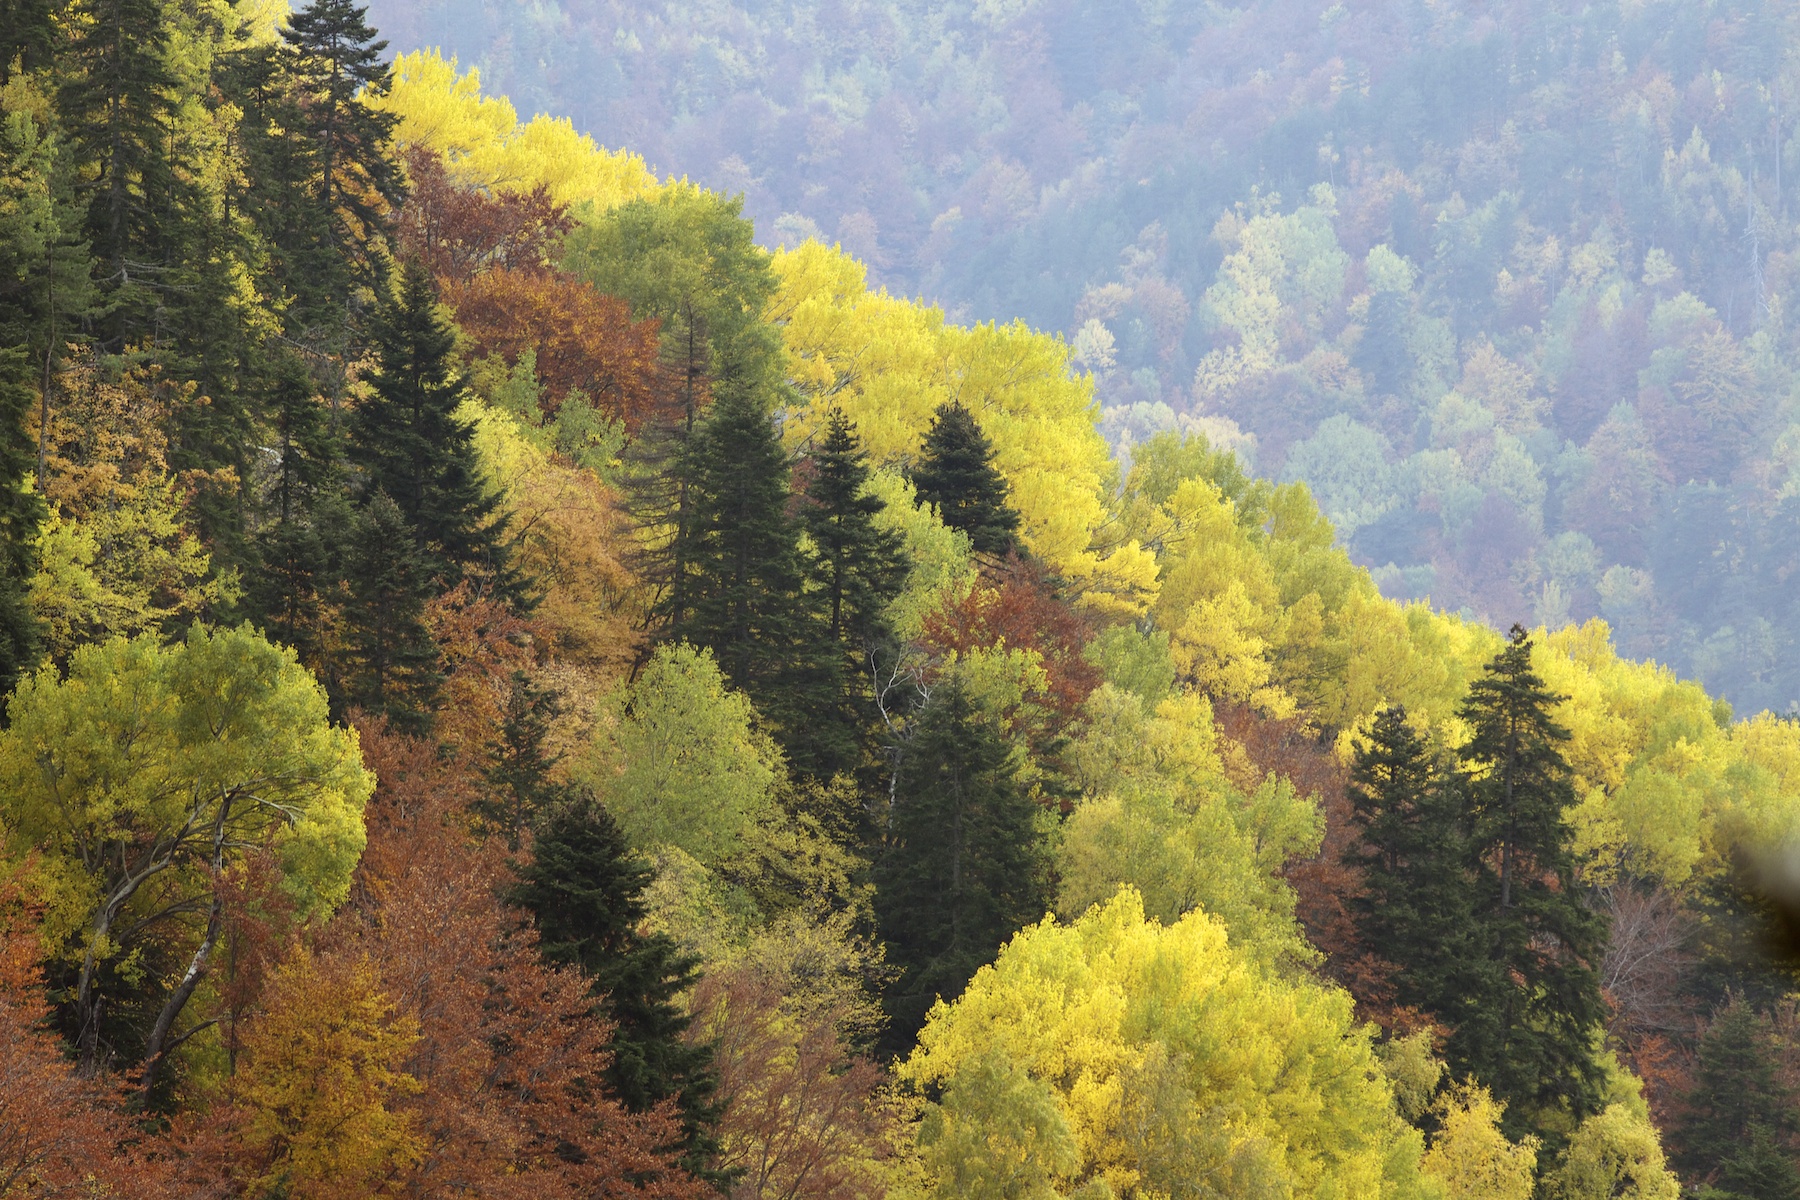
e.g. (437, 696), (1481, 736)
(0, 350), (45, 695)
(874, 679), (1050, 1050)
(800, 408), (907, 779)
(1678, 999), (1800, 1200)
(910, 401), (1021, 557)
(476, 671), (564, 848)
(278, 0), (404, 326)
(1344, 705), (1483, 1032)
(508, 797), (723, 1177)
(248, 353), (343, 659)
(0, 0), (58, 83)
(1453, 624), (1609, 1140)
(673, 384), (837, 776)
(338, 492), (439, 731)
(351, 261), (517, 596)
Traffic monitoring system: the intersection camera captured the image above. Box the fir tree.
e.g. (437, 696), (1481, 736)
(351, 261), (517, 595)
(674, 384), (837, 776)
(248, 353), (342, 658)
(509, 797), (723, 1177)
(278, 0), (404, 324)
(56, 0), (187, 344)
(800, 408), (906, 779)
(1344, 704), (1482, 1032)
(1678, 999), (1800, 1200)
(874, 679), (1050, 1050)
(1453, 624), (1609, 1140)
(477, 671), (564, 848)
(0, 349), (45, 695)
(338, 492), (439, 731)
(911, 401), (1020, 557)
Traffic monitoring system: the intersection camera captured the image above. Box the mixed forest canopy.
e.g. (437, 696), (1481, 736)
(2, 0), (1800, 1198)
(369, 0), (1800, 717)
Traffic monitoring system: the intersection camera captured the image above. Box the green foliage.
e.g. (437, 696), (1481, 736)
(0, 348), (44, 693)
(910, 401), (1021, 558)
(338, 491), (439, 731)
(1676, 1000), (1800, 1200)
(476, 670), (567, 846)
(583, 641), (778, 866)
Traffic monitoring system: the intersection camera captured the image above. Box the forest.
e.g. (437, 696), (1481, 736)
(2, 0), (1800, 1198)
(367, 0), (1800, 717)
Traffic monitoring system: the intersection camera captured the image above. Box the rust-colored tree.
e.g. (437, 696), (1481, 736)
(395, 147), (572, 286)
(0, 868), (170, 1198)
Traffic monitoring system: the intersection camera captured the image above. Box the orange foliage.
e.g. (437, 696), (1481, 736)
(446, 268), (664, 424)
(0, 868), (171, 1197)
(424, 585), (541, 761)
(333, 721), (705, 1199)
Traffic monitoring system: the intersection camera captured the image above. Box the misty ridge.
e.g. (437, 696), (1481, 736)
(375, 0), (1800, 716)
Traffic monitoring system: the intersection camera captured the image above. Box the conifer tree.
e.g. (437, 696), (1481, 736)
(1453, 624), (1608, 1140)
(339, 492), (439, 730)
(56, 0), (185, 342)
(911, 401), (1020, 557)
(875, 680), (1050, 1049)
(801, 408), (906, 778)
(509, 797), (723, 1176)
(674, 384), (837, 776)
(0, 350), (44, 695)
(351, 261), (517, 595)
(1677, 999), (1800, 1200)
(278, 0), (404, 324)
(477, 671), (564, 848)
(1344, 704), (1482, 1031)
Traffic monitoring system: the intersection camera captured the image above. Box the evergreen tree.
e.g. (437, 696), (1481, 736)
(1453, 624), (1609, 1140)
(508, 797), (723, 1177)
(351, 261), (517, 596)
(910, 401), (1020, 557)
(278, 0), (404, 326)
(477, 671), (564, 848)
(674, 384), (838, 777)
(801, 408), (907, 779)
(56, 0), (193, 344)
(1344, 705), (1483, 1032)
(338, 492), (439, 731)
(1678, 999), (1800, 1200)
(874, 679), (1050, 1050)
(0, 350), (45, 695)
(248, 353), (342, 659)
(0, 0), (58, 83)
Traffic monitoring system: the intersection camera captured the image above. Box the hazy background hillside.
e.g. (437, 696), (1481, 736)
(367, 0), (1800, 715)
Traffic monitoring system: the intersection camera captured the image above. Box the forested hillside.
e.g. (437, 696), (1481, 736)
(2, 1), (1800, 1198)
(365, 0), (1800, 716)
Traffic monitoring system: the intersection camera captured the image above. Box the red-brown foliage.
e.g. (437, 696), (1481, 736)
(0, 867), (172, 1197)
(396, 147), (573, 286)
(328, 721), (706, 1199)
(446, 268), (664, 425)
(424, 585), (542, 762)
(919, 555), (1099, 725)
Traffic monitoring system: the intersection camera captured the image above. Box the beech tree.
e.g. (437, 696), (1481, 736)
(0, 626), (372, 1085)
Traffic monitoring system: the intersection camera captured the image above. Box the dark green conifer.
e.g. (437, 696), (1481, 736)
(1452, 624), (1609, 1141)
(874, 679), (1050, 1050)
(0, 350), (45, 695)
(1678, 999), (1800, 1200)
(1344, 704), (1482, 1033)
(674, 384), (838, 776)
(351, 261), (517, 595)
(801, 408), (906, 779)
(911, 401), (1020, 557)
(509, 797), (723, 1177)
(339, 492), (439, 731)
(477, 671), (564, 848)
(278, 0), (404, 323)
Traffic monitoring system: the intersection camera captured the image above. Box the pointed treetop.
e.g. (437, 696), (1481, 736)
(911, 401), (1021, 557)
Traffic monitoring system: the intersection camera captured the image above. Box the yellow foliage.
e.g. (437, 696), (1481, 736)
(769, 240), (1157, 617)
(375, 50), (659, 212)
(232, 948), (423, 1199)
(902, 887), (1431, 1200)
(1421, 1085), (1539, 1200)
